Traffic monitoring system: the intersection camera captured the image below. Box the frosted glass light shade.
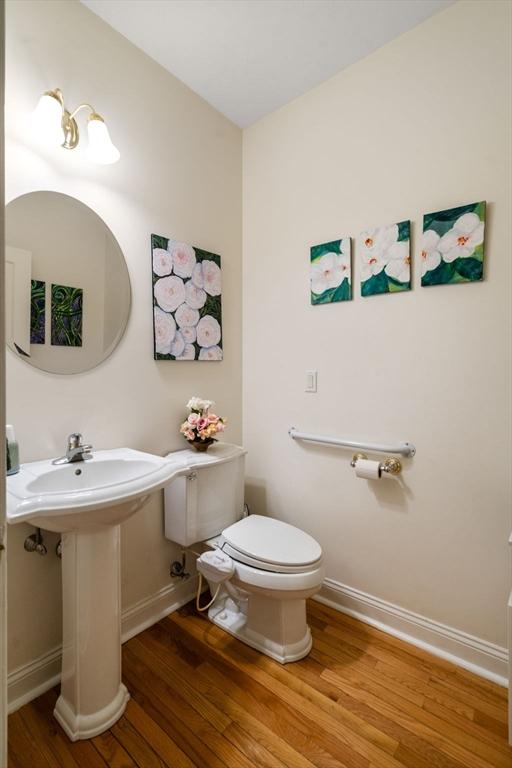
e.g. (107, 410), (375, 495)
(32, 93), (64, 147)
(87, 116), (120, 164)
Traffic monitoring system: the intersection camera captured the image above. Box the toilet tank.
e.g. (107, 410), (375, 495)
(164, 443), (246, 546)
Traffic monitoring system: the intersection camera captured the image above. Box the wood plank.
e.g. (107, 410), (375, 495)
(154, 605), (363, 768)
(222, 722), (287, 768)
(136, 627), (318, 768)
(291, 656), (469, 768)
(125, 634), (231, 733)
(8, 710), (54, 768)
(322, 668), (510, 768)
(199, 660), (370, 768)
(309, 643), (427, 710)
(8, 598), (511, 768)
(91, 731), (138, 768)
(473, 709), (509, 741)
(426, 675), (509, 724)
(170, 608), (512, 768)
(161, 619), (370, 768)
(20, 702), (80, 768)
(423, 697), (511, 755)
(111, 715), (168, 768)
(167, 611), (406, 768)
(337, 647), (491, 727)
(123, 642), (252, 768)
(311, 626), (430, 683)
(122, 699), (197, 768)
(309, 602), (507, 704)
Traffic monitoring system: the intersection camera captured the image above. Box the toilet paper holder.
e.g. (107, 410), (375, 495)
(350, 452), (402, 475)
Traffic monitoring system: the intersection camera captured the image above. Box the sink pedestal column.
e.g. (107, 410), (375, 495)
(54, 525), (130, 741)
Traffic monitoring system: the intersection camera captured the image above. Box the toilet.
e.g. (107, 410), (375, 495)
(164, 442), (324, 663)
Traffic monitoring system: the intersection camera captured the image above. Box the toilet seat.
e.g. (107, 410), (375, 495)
(230, 557), (324, 592)
(221, 514), (322, 574)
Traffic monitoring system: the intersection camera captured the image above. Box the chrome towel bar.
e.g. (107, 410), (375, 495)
(288, 427), (416, 457)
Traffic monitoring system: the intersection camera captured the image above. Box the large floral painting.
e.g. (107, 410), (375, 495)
(360, 221), (410, 297)
(310, 238), (351, 304)
(152, 234), (223, 361)
(421, 202), (485, 286)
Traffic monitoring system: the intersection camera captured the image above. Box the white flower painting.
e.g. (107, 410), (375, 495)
(421, 202), (486, 286)
(152, 234), (223, 361)
(360, 221), (410, 296)
(310, 238), (351, 305)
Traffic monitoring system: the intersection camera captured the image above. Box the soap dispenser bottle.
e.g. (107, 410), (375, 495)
(6, 425), (20, 475)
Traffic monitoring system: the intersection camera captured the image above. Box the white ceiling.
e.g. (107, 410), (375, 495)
(81, 0), (453, 128)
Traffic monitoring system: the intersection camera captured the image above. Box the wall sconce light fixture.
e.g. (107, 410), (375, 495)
(32, 88), (120, 165)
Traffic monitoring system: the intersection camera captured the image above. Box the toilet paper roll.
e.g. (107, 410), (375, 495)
(355, 458), (381, 480)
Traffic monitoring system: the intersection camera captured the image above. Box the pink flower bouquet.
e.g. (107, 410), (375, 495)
(180, 397), (226, 451)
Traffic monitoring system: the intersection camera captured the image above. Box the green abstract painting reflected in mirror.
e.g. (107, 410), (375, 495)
(30, 280), (45, 344)
(421, 201), (485, 286)
(310, 237), (351, 305)
(51, 284), (83, 347)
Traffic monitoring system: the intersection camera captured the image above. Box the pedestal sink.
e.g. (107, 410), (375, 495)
(6, 448), (187, 741)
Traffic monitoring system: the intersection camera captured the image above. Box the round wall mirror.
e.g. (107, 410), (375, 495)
(5, 191), (131, 374)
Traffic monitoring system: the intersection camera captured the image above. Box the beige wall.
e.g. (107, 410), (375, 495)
(6, 0), (242, 672)
(5, 0), (511, 685)
(243, 0), (512, 647)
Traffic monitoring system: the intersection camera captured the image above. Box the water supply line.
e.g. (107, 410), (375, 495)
(24, 528), (47, 556)
(196, 573), (222, 612)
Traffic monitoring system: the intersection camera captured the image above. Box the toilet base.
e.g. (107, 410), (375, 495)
(208, 593), (313, 663)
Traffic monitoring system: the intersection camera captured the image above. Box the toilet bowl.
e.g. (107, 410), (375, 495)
(202, 514), (324, 663)
(164, 443), (324, 663)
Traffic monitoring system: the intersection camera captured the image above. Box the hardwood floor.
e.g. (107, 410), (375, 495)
(8, 599), (512, 767)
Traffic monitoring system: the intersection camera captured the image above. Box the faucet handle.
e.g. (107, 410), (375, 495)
(67, 433), (83, 450)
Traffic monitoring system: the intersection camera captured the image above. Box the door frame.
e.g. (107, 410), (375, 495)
(0, 0), (7, 764)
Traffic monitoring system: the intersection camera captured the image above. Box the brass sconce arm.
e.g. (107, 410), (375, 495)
(35, 87), (119, 163)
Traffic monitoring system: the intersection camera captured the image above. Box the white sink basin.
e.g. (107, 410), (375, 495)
(27, 458), (158, 493)
(6, 447), (180, 532)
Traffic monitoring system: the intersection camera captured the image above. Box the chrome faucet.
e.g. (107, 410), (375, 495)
(52, 433), (93, 465)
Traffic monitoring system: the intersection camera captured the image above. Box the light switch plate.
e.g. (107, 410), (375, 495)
(305, 370), (317, 393)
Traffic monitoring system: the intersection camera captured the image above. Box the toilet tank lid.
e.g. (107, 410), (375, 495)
(164, 442), (247, 470)
(222, 515), (322, 567)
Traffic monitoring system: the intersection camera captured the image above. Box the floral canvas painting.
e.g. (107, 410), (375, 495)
(360, 221), (411, 297)
(51, 284), (83, 347)
(310, 238), (351, 304)
(421, 202), (485, 286)
(152, 234), (222, 361)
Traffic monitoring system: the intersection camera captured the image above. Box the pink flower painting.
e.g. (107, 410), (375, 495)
(152, 234), (223, 361)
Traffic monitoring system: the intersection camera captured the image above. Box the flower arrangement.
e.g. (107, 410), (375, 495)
(180, 397), (226, 451)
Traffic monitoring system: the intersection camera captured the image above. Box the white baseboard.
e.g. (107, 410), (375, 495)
(121, 577), (197, 644)
(7, 646), (62, 714)
(7, 577), (198, 714)
(315, 578), (508, 687)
